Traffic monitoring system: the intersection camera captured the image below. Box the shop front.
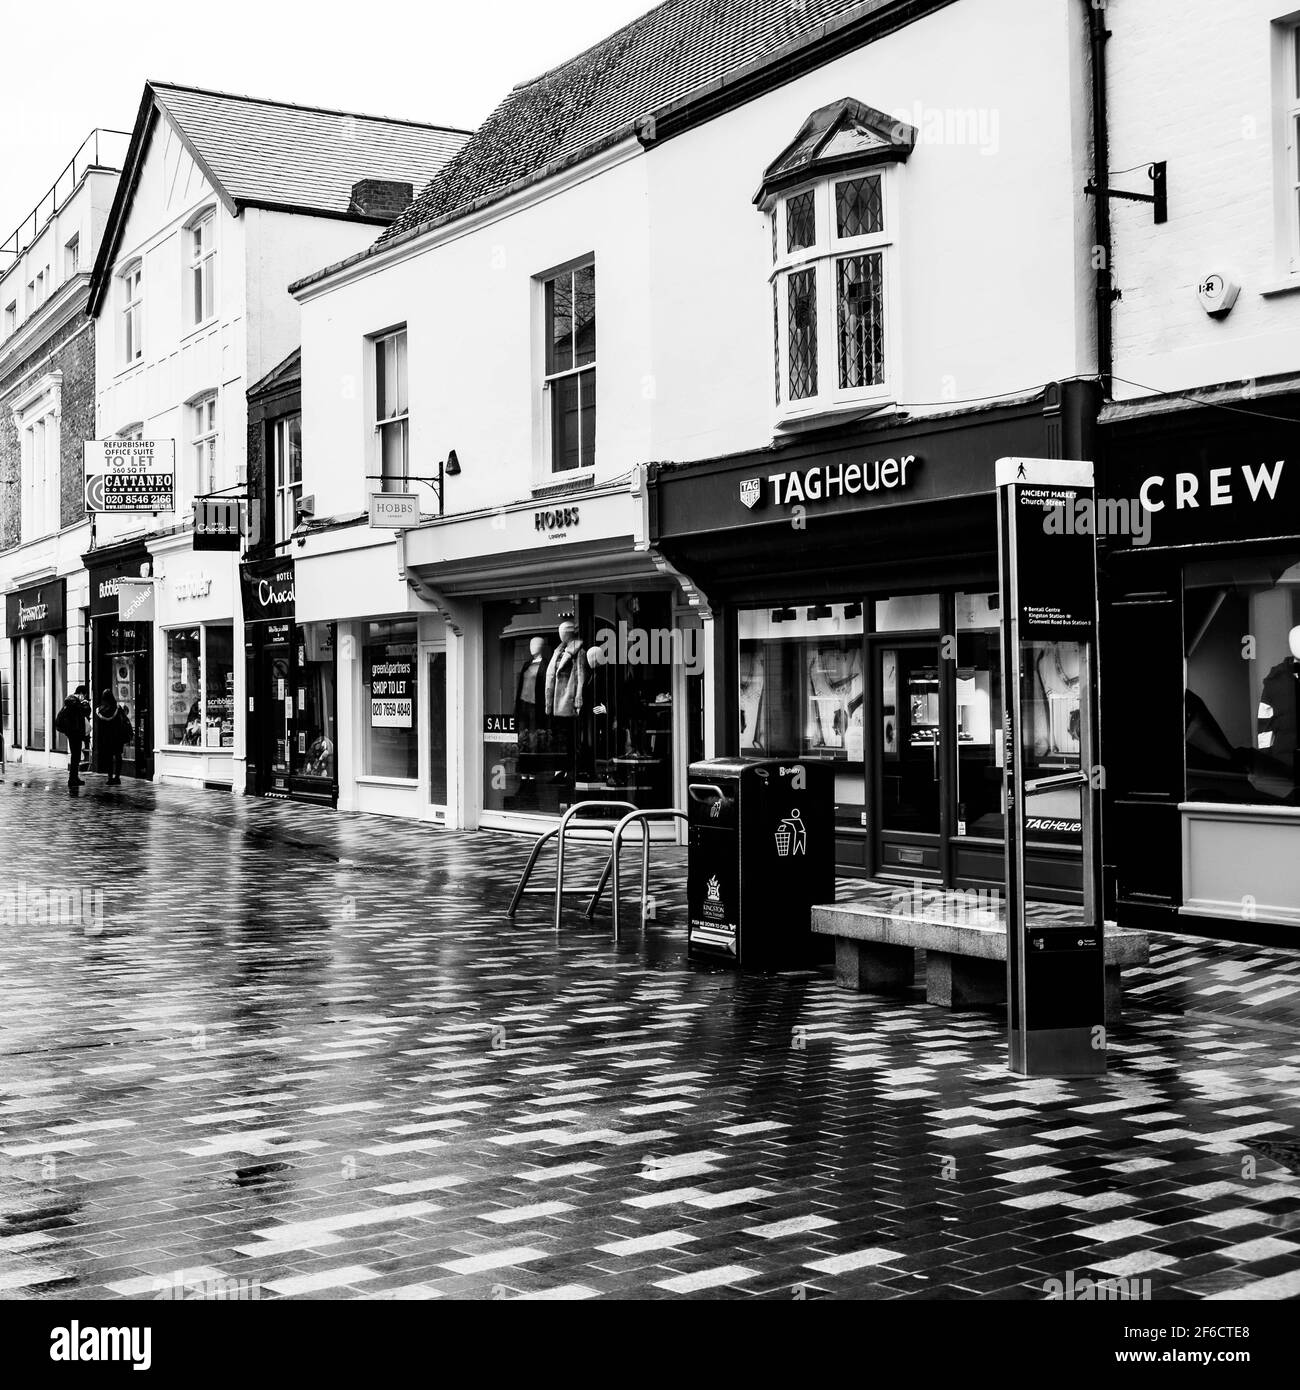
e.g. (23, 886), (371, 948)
(647, 388), (1095, 896)
(87, 542), (155, 780)
(150, 538), (239, 787)
(400, 475), (701, 833)
(242, 557), (338, 805)
(4, 577), (69, 770)
(1099, 399), (1300, 942)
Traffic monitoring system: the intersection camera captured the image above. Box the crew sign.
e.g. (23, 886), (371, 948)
(85, 440), (176, 514)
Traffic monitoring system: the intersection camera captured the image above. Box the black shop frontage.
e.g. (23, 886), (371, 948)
(242, 556), (337, 805)
(647, 384), (1097, 898)
(86, 540), (155, 780)
(1098, 395), (1300, 944)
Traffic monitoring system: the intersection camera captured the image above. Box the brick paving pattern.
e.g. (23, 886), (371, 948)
(1, 768), (1298, 1300)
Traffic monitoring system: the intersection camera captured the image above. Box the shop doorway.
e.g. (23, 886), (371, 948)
(874, 639), (943, 874)
(266, 641), (292, 787)
(427, 647), (447, 809)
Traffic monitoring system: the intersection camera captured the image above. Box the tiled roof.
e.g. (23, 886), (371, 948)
(152, 83), (470, 217)
(379, 0), (898, 243)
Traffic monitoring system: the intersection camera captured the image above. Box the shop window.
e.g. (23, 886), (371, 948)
(483, 593), (674, 814)
(166, 625), (233, 748)
(296, 623), (336, 782)
(759, 101), (912, 428)
(954, 592), (1003, 839)
(1185, 554), (1300, 805)
(362, 619), (417, 778)
(186, 210), (216, 326)
(874, 593), (940, 632)
(542, 262), (596, 472)
(274, 413), (303, 544)
(738, 605), (865, 826)
(26, 639), (47, 750)
(120, 260), (143, 364)
(374, 329), (408, 491)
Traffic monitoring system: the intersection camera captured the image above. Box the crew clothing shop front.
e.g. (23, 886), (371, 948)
(242, 557), (338, 805)
(400, 479), (699, 832)
(87, 543), (155, 780)
(1100, 403), (1300, 940)
(150, 539), (239, 788)
(648, 394), (1095, 897)
(5, 578), (69, 770)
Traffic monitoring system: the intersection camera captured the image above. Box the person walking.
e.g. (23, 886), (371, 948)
(94, 690), (132, 785)
(55, 685), (92, 787)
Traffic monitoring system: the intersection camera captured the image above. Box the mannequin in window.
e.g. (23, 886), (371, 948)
(545, 617), (588, 774)
(515, 636), (548, 732)
(1255, 624), (1300, 802)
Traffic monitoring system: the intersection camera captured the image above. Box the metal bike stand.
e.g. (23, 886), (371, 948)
(609, 808), (688, 942)
(505, 800), (637, 923)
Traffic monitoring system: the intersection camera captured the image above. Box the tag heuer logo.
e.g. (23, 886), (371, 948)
(739, 478), (762, 509)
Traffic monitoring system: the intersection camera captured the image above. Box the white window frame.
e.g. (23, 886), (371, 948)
(12, 372), (62, 542)
(188, 392), (218, 502)
(3, 301), (15, 338)
(186, 210), (216, 327)
(65, 234), (80, 278)
(540, 260), (597, 475)
(1282, 21), (1300, 272)
(120, 260), (143, 365)
(769, 170), (897, 428)
(274, 412), (303, 545)
(373, 328), (409, 493)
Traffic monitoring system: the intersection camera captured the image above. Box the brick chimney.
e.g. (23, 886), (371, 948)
(348, 179), (414, 222)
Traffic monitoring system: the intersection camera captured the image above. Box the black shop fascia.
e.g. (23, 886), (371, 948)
(646, 384), (1098, 891)
(1097, 389), (1300, 945)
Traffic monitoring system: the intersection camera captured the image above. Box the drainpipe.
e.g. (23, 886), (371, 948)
(1086, 0), (1113, 397)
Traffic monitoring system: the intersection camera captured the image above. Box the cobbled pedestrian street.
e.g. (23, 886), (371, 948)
(2, 769), (1300, 1301)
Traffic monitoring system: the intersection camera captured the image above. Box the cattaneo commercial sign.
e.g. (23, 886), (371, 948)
(84, 439), (176, 514)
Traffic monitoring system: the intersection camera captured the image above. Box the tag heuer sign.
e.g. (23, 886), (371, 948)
(739, 477), (763, 510)
(193, 497), (243, 551)
(84, 439), (177, 514)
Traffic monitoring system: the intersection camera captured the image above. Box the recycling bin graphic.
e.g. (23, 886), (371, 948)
(686, 758), (834, 970)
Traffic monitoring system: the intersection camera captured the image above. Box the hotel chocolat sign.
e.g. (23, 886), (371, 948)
(241, 562), (296, 623)
(5, 579), (65, 636)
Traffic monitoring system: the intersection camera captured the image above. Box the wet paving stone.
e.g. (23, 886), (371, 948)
(0, 768), (1299, 1299)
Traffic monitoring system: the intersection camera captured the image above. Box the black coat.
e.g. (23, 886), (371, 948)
(94, 707), (132, 753)
(58, 695), (91, 742)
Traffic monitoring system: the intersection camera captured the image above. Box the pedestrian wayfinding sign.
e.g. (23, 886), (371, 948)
(85, 440), (176, 514)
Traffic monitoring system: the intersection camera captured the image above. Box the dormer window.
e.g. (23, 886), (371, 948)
(757, 99), (915, 428)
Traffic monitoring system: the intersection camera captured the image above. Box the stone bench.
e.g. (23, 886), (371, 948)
(811, 899), (1150, 1023)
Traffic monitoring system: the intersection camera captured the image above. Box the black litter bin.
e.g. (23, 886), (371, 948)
(687, 757), (834, 969)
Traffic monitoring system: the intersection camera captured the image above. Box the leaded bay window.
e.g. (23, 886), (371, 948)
(758, 99), (915, 424)
(771, 173), (890, 413)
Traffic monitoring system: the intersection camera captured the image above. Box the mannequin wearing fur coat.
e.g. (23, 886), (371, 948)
(545, 620), (588, 718)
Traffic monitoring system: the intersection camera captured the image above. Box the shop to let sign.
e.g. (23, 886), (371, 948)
(84, 440), (176, 514)
(367, 647), (414, 728)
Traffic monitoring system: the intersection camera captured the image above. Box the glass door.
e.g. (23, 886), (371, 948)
(267, 643), (292, 785)
(876, 640), (942, 873)
(428, 648), (447, 807)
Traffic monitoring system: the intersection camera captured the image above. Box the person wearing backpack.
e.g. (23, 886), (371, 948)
(55, 685), (92, 787)
(94, 690), (133, 785)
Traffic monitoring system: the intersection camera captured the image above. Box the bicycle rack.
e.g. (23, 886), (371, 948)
(607, 808), (689, 943)
(506, 800), (638, 928)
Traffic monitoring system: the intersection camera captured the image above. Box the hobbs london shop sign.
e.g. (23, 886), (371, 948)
(5, 579), (65, 637)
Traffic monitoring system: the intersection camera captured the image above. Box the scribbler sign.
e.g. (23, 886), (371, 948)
(85, 440), (176, 514)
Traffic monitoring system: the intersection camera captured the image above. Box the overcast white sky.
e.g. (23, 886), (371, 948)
(0, 0), (656, 242)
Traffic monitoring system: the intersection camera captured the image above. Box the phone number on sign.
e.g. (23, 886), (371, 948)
(370, 699), (412, 728)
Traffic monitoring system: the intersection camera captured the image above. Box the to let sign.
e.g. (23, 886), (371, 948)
(85, 440), (177, 514)
(366, 646), (415, 728)
(369, 492), (420, 528)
